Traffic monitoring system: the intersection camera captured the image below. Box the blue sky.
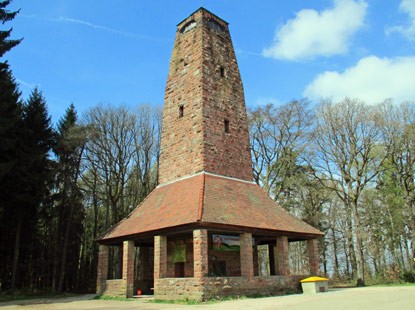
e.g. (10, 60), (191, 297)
(4, 0), (415, 124)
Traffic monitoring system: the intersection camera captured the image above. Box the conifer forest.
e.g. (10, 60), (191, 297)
(1, 0), (414, 294)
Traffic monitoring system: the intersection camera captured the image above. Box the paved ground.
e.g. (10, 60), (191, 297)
(0, 286), (414, 310)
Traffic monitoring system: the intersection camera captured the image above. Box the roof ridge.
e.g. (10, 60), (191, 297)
(197, 172), (205, 221)
(204, 171), (255, 184)
(157, 171), (205, 188)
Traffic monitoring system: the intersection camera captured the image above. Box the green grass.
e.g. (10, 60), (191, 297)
(330, 279), (415, 288)
(152, 295), (249, 305)
(93, 295), (133, 301)
(150, 294), (276, 305)
(368, 282), (415, 287)
(0, 293), (77, 303)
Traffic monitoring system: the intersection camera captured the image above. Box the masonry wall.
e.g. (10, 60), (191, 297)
(208, 247), (259, 276)
(102, 279), (127, 297)
(209, 249), (241, 276)
(166, 238), (194, 277)
(155, 275), (304, 301)
(200, 10), (252, 182)
(159, 8), (252, 185)
(159, 233), (259, 279)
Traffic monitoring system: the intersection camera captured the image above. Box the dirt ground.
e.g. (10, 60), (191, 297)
(1, 286), (414, 310)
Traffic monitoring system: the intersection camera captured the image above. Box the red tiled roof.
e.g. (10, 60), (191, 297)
(98, 173), (322, 242)
(201, 174), (322, 235)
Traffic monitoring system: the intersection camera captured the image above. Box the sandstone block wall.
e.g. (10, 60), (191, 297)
(166, 237), (194, 277)
(159, 8), (252, 184)
(275, 236), (290, 276)
(102, 279), (127, 297)
(155, 275), (303, 301)
(307, 239), (320, 275)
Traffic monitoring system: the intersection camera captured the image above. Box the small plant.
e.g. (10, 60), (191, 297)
(401, 271), (415, 283)
(93, 295), (133, 301)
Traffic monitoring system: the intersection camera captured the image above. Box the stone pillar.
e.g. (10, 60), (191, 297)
(123, 240), (135, 298)
(240, 233), (254, 277)
(96, 245), (108, 295)
(193, 229), (208, 278)
(307, 239), (320, 275)
(154, 235), (167, 279)
(275, 236), (290, 276)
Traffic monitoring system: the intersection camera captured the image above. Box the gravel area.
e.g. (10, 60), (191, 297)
(0, 286), (414, 310)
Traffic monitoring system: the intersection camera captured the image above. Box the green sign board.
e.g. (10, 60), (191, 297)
(172, 244), (186, 262)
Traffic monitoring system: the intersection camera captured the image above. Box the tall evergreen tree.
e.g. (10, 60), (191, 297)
(0, 0), (22, 61)
(0, 0), (23, 291)
(0, 59), (22, 292)
(10, 88), (54, 290)
(53, 104), (86, 292)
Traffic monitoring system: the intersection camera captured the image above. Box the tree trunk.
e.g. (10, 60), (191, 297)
(11, 216), (22, 290)
(346, 211), (357, 278)
(403, 238), (412, 271)
(410, 201), (415, 269)
(351, 200), (365, 286)
(331, 227), (340, 278)
(343, 240), (351, 277)
(57, 198), (74, 292)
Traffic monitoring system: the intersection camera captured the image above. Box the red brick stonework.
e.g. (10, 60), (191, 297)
(275, 236), (290, 276)
(122, 241), (134, 297)
(240, 233), (254, 278)
(307, 239), (320, 275)
(154, 236), (167, 279)
(96, 245), (108, 295)
(154, 275), (305, 301)
(159, 8), (252, 184)
(193, 229), (208, 278)
(165, 238), (194, 277)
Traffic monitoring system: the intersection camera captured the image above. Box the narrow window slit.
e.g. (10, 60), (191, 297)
(220, 67), (225, 78)
(179, 105), (184, 118)
(224, 119), (229, 133)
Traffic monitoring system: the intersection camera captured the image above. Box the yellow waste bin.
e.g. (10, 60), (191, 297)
(300, 276), (329, 294)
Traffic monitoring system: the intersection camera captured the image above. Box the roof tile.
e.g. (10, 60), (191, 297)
(99, 173), (322, 242)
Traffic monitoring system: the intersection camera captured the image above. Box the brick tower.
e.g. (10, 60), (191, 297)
(96, 8), (323, 301)
(159, 8), (252, 184)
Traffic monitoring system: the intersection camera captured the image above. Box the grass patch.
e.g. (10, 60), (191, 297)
(368, 283), (415, 287)
(330, 279), (415, 288)
(93, 295), (133, 301)
(152, 295), (270, 305)
(0, 293), (77, 303)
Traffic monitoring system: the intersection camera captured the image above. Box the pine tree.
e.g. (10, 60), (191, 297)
(10, 88), (54, 290)
(0, 0), (22, 290)
(0, 0), (22, 59)
(0, 61), (22, 292)
(53, 104), (86, 292)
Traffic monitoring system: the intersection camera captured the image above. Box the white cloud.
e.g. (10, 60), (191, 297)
(56, 16), (151, 40)
(386, 0), (415, 40)
(22, 14), (163, 42)
(262, 0), (367, 61)
(303, 56), (415, 104)
(16, 78), (37, 90)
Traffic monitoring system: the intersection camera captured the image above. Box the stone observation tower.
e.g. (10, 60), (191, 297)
(96, 8), (323, 300)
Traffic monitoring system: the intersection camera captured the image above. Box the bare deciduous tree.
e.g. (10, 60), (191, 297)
(310, 98), (386, 286)
(249, 99), (313, 199)
(378, 101), (415, 268)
